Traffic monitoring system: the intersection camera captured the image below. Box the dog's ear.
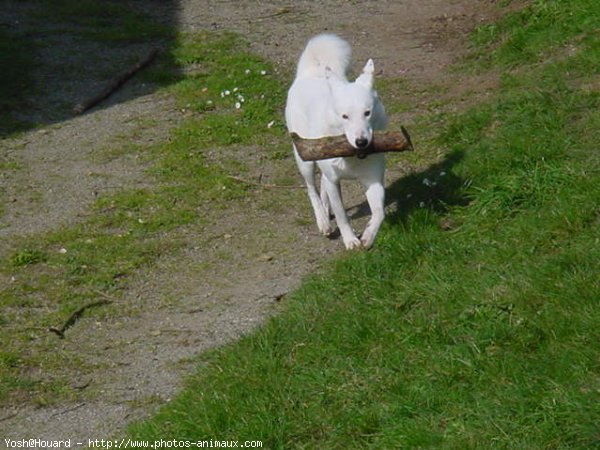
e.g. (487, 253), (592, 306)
(355, 59), (374, 89)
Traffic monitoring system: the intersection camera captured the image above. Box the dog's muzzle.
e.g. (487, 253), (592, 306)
(355, 137), (370, 159)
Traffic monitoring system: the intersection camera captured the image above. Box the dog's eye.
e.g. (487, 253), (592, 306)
(364, 110), (371, 117)
(342, 114), (349, 120)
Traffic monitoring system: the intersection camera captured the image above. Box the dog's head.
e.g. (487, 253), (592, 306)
(326, 59), (386, 152)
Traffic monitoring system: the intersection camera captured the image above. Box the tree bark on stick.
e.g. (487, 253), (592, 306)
(73, 48), (159, 115)
(291, 126), (414, 161)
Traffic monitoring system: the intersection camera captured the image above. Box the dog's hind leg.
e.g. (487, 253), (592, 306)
(360, 182), (385, 249)
(294, 146), (333, 235)
(320, 174), (332, 219)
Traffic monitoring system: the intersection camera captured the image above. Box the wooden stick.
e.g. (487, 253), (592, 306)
(73, 48), (159, 115)
(227, 175), (304, 189)
(291, 126), (414, 161)
(48, 299), (112, 339)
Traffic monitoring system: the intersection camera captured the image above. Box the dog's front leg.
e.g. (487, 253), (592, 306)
(361, 182), (385, 249)
(323, 177), (361, 250)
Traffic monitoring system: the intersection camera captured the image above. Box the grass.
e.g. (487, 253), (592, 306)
(128, 1), (600, 448)
(469, 0), (600, 68)
(0, 31), (286, 406)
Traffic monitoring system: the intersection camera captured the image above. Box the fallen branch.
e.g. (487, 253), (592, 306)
(49, 299), (112, 339)
(0, 409), (19, 422)
(291, 126), (414, 161)
(51, 403), (86, 418)
(228, 175), (304, 189)
(73, 48), (159, 115)
(258, 7), (292, 20)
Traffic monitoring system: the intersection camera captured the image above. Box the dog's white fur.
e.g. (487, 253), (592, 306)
(285, 34), (388, 249)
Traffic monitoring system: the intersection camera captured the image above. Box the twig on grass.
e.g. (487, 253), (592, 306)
(48, 299), (112, 339)
(227, 175), (304, 189)
(0, 409), (20, 422)
(51, 403), (86, 418)
(257, 7), (293, 20)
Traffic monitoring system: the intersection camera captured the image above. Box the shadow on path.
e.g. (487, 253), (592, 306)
(0, 0), (182, 137)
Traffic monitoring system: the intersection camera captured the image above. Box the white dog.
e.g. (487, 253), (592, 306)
(285, 34), (388, 249)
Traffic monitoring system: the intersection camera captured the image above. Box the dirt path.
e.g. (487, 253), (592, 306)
(1, 0), (505, 443)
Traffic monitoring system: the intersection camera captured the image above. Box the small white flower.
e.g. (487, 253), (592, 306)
(267, 120), (275, 128)
(224, 90), (231, 96)
(260, 70), (267, 75)
(237, 94), (245, 102)
(419, 202), (426, 208)
(423, 178), (433, 187)
(206, 100), (213, 105)
(59, 248), (67, 254)
(235, 102), (241, 109)
(245, 69), (251, 75)
(220, 91), (225, 98)
(233, 87), (239, 92)
(440, 170), (447, 177)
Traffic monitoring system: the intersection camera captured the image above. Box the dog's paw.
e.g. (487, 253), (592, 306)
(343, 236), (362, 250)
(317, 221), (335, 236)
(360, 224), (382, 249)
(316, 214), (334, 236)
(360, 232), (376, 249)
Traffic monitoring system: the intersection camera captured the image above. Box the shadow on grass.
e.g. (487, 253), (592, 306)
(0, 0), (182, 137)
(386, 150), (468, 225)
(348, 150), (468, 227)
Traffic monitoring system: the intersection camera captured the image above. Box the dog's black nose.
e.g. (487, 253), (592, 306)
(355, 137), (369, 148)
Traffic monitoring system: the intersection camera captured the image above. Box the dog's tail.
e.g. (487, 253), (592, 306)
(296, 33), (351, 79)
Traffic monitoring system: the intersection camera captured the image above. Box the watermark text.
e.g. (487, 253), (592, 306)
(3, 438), (263, 449)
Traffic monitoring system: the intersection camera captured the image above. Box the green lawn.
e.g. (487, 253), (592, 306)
(129, 1), (600, 448)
